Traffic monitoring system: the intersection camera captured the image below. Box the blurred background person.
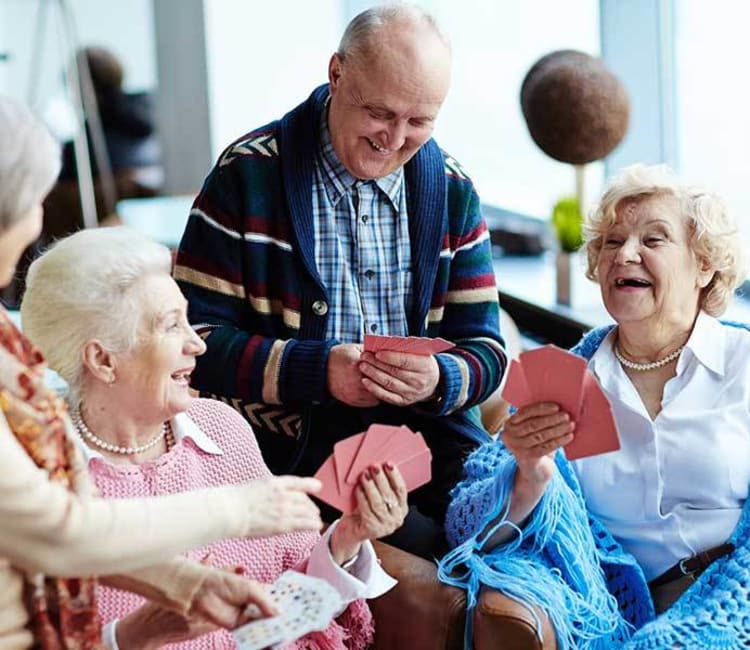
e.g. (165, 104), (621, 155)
(2, 45), (164, 308)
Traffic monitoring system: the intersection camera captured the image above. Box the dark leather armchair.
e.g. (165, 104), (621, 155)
(370, 540), (557, 649)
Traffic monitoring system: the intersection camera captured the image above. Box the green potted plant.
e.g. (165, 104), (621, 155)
(551, 194), (583, 305)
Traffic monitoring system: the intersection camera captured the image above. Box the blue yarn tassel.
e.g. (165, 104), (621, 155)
(439, 446), (628, 649)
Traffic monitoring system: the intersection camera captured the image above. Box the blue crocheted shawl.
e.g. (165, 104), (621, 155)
(438, 320), (750, 650)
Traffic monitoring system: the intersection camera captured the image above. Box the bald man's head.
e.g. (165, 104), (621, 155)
(327, 4), (451, 179)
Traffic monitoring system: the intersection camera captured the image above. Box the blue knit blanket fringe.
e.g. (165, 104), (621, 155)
(438, 444), (634, 649)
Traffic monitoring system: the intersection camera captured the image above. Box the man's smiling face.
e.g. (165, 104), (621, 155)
(326, 25), (450, 180)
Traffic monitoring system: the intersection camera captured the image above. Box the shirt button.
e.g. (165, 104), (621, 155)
(361, 214), (369, 224)
(364, 269), (375, 280)
(370, 323), (378, 332)
(311, 300), (328, 316)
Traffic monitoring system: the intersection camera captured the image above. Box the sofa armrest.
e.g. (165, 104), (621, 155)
(368, 540), (466, 650)
(369, 540), (557, 650)
(474, 586), (557, 650)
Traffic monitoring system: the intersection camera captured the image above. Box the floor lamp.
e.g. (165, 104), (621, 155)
(27, 0), (117, 229)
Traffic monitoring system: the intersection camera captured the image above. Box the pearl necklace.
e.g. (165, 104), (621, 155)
(614, 344), (685, 371)
(71, 404), (169, 455)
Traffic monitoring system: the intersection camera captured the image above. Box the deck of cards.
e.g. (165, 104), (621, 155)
(501, 344), (620, 460)
(233, 571), (343, 650)
(313, 424), (432, 514)
(364, 334), (455, 355)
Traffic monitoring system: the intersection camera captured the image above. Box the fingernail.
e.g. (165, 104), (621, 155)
(384, 462), (394, 471)
(234, 566), (245, 575)
(370, 465), (380, 475)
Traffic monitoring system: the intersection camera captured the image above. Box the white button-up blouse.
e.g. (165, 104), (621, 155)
(572, 312), (750, 581)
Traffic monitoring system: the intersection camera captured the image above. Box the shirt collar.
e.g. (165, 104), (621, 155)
(683, 310), (725, 376)
(316, 99), (404, 209)
(75, 410), (224, 464)
(588, 327), (618, 379)
(588, 311), (725, 379)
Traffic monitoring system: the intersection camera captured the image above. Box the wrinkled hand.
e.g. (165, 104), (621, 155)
(502, 402), (575, 486)
(115, 570), (275, 650)
(190, 569), (276, 628)
(359, 351), (440, 406)
(115, 601), (216, 650)
(239, 476), (323, 538)
(327, 344), (380, 407)
(331, 463), (408, 564)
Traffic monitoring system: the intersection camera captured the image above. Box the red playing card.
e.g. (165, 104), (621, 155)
(520, 345), (587, 418)
(315, 426), (434, 514)
(397, 337), (442, 355)
(345, 424), (402, 485)
(364, 335), (401, 352)
(396, 447), (432, 491)
(380, 428), (427, 467)
(333, 432), (365, 495)
(364, 334), (388, 353)
(564, 372), (621, 461)
(429, 337), (455, 354)
(364, 335), (455, 356)
(313, 456), (353, 513)
(501, 358), (532, 407)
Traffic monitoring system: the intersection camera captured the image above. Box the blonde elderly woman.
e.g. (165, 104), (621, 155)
(21, 225), (407, 649)
(439, 164), (750, 649)
(0, 96), (324, 650)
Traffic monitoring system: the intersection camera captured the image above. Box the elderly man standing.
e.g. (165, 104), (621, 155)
(175, 3), (505, 557)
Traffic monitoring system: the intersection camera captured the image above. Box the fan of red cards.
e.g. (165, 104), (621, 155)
(501, 344), (620, 460)
(363, 334), (455, 355)
(314, 424), (432, 514)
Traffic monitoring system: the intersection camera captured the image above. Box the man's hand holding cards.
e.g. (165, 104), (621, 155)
(359, 335), (455, 406)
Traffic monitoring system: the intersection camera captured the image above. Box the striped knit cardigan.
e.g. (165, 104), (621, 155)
(174, 85), (505, 491)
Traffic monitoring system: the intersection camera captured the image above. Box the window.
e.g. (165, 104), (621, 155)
(674, 1), (750, 243)
(404, 0), (602, 218)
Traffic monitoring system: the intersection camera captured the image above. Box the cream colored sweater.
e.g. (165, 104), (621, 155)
(0, 411), (257, 649)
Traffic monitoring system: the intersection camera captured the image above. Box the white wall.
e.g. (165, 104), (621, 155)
(407, 0), (602, 217)
(675, 1), (750, 244)
(204, 0), (344, 160)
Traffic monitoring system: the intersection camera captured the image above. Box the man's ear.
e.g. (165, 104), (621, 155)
(81, 340), (117, 385)
(328, 53), (343, 90)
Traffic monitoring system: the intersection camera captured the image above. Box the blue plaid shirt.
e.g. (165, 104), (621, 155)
(313, 105), (412, 343)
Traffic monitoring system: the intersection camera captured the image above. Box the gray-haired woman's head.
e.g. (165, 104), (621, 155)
(21, 227), (172, 403)
(585, 163), (746, 316)
(0, 97), (60, 231)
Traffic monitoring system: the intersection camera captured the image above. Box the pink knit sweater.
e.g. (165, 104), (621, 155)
(88, 399), (374, 649)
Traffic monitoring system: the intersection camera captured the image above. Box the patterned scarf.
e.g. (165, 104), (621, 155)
(0, 308), (103, 649)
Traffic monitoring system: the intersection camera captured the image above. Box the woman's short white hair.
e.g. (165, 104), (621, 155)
(584, 163), (746, 316)
(21, 227), (172, 402)
(0, 97), (61, 231)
